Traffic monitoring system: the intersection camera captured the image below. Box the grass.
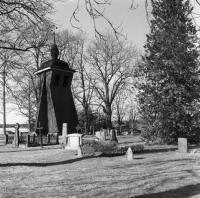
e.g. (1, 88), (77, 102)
(0, 135), (200, 198)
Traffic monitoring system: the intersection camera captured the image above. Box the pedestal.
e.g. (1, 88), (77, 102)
(65, 133), (83, 150)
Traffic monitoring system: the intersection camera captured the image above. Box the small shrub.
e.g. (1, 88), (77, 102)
(94, 142), (144, 154)
(83, 139), (144, 155)
(118, 144), (144, 154)
(94, 141), (118, 153)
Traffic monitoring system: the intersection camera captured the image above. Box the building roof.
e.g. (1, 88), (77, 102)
(34, 44), (76, 74)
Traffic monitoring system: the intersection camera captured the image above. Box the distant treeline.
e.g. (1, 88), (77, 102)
(0, 124), (28, 128)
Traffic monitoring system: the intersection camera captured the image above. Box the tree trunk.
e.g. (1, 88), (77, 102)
(104, 104), (112, 129)
(28, 80), (31, 132)
(3, 63), (6, 136)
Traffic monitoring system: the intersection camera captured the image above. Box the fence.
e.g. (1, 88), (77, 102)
(6, 134), (59, 147)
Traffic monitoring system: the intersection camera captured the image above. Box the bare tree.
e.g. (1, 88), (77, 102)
(57, 30), (95, 134)
(0, 0), (54, 51)
(86, 31), (140, 129)
(0, 49), (20, 134)
(8, 24), (53, 131)
(113, 91), (129, 126)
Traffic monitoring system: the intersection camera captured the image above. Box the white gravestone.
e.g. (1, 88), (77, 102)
(65, 133), (83, 150)
(62, 123), (68, 144)
(95, 131), (106, 141)
(178, 138), (188, 153)
(126, 147), (134, 161)
(78, 146), (83, 157)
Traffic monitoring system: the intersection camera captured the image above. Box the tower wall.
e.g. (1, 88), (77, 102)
(35, 69), (78, 135)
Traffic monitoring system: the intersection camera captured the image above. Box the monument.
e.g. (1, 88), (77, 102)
(13, 123), (20, 147)
(34, 43), (78, 135)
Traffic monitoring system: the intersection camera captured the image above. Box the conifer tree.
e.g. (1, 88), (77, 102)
(137, 0), (200, 143)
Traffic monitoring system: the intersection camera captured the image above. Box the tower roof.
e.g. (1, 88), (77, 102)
(35, 44), (75, 74)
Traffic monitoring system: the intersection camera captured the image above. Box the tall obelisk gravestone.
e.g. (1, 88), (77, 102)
(34, 44), (78, 135)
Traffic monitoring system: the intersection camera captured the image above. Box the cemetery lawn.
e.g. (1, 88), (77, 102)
(0, 135), (200, 198)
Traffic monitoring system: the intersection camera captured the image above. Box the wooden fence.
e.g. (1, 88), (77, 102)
(6, 134), (59, 147)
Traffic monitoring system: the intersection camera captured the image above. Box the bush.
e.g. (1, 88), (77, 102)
(94, 141), (118, 153)
(118, 145), (144, 154)
(83, 139), (144, 155)
(93, 142), (144, 154)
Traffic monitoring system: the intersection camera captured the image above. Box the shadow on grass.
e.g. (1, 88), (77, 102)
(138, 147), (177, 154)
(0, 145), (62, 153)
(132, 183), (200, 198)
(0, 155), (100, 167)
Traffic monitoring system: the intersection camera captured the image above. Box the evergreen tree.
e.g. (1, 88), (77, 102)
(137, 0), (200, 143)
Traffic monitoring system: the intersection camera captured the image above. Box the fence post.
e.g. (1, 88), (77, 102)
(26, 135), (30, 147)
(6, 135), (8, 144)
(56, 133), (59, 144)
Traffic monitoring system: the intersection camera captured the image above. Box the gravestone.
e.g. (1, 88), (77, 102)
(178, 138), (188, 153)
(62, 123), (68, 144)
(76, 125), (81, 133)
(13, 123), (20, 147)
(78, 146), (83, 157)
(123, 131), (129, 136)
(110, 129), (118, 143)
(95, 131), (106, 141)
(126, 147), (134, 161)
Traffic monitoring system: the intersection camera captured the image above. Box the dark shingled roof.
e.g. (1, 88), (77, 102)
(36, 58), (75, 73)
(40, 58), (69, 70)
(36, 44), (75, 73)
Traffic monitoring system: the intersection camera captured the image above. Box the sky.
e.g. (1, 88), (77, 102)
(51, 0), (150, 49)
(2, 0), (200, 124)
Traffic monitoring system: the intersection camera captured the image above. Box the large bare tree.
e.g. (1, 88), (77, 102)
(86, 31), (140, 129)
(0, 49), (21, 134)
(8, 24), (53, 131)
(57, 30), (95, 134)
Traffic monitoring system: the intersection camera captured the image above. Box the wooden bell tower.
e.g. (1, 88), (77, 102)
(34, 44), (78, 135)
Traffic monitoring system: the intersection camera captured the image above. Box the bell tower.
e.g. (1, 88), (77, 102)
(34, 44), (78, 135)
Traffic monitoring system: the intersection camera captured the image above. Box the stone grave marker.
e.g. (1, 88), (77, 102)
(95, 131), (106, 141)
(13, 123), (20, 147)
(178, 138), (188, 153)
(76, 125), (81, 133)
(110, 129), (118, 143)
(62, 123), (68, 144)
(126, 147), (134, 161)
(123, 131), (129, 136)
(78, 146), (83, 157)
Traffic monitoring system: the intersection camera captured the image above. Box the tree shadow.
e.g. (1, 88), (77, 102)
(99, 153), (144, 159)
(132, 183), (200, 198)
(0, 145), (62, 153)
(137, 147), (177, 155)
(0, 155), (100, 167)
